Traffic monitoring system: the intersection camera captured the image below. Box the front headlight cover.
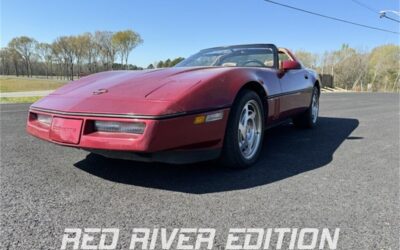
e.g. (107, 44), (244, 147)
(94, 121), (146, 134)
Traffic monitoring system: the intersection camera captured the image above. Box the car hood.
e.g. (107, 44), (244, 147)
(32, 67), (232, 116)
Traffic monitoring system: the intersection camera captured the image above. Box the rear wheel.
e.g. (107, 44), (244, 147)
(293, 86), (319, 128)
(220, 90), (265, 169)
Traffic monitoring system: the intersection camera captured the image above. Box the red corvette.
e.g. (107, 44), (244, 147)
(27, 44), (320, 168)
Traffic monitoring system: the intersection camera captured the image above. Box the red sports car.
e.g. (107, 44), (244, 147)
(27, 44), (320, 168)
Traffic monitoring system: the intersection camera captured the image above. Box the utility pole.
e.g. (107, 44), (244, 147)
(379, 10), (400, 23)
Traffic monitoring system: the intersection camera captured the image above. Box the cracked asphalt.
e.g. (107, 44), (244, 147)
(0, 93), (399, 249)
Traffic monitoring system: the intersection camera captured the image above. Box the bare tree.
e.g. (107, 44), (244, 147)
(368, 45), (400, 92)
(112, 30), (143, 69)
(53, 36), (76, 80)
(94, 31), (117, 70)
(82, 32), (98, 73)
(36, 43), (53, 78)
(8, 36), (38, 77)
(51, 41), (64, 79)
(294, 50), (318, 69)
(334, 50), (368, 91)
(72, 35), (89, 77)
(0, 48), (13, 75)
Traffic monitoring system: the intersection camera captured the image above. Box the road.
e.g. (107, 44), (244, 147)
(0, 90), (54, 98)
(0, 93), (399, 249)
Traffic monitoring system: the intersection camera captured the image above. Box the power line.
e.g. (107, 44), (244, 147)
(350, 0), (400, 24)
(263, 0), (399, 35)
(350, 0), (379, 15)
(380, 11), (400, 23)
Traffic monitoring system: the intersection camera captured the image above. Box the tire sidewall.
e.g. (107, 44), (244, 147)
(309, 87), (319, 127)
(224, 90), (265, 167)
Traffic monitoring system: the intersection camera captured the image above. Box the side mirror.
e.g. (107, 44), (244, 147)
(281, 60), (301, 71)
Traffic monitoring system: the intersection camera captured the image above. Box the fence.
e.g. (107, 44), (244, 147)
(319, 74), (334, 88)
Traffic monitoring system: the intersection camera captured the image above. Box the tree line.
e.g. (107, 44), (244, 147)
(294, 44), (399, 92)
(0, 30), (186, 80)
(147, 57), (185, 69)
(0, 30), (144, 80)
(0, 35), (398, 92)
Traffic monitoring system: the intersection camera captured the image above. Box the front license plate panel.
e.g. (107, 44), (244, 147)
(50, 117), (83, 144)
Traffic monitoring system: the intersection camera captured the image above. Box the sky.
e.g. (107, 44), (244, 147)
(1, 0), (399, 67)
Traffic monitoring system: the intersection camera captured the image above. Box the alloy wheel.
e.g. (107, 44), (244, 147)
(238, 100), (262, 159)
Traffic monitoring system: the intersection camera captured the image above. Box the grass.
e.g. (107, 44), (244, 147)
(0, 76), (67, 92)
(0, 96), (43, 104)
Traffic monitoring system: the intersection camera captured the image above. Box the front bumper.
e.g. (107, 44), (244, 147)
(26, 107), (229, 163)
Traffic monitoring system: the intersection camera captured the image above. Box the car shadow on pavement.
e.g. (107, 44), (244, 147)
(74, 117), (359, 194)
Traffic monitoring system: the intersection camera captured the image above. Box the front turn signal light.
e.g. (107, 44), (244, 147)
(193, 115), (206, 125)
(194, 111), (224, 125)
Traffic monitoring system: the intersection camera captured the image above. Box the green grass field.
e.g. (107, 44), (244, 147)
(0, 76), (67, 92)
(0, 96), (43, 104)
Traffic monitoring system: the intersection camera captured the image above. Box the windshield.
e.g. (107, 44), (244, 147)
(176, 45), (276, 68)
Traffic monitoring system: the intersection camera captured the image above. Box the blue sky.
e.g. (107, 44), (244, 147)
(1, 0), (399, 67)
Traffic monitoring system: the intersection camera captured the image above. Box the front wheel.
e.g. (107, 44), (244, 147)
(220, 90), (265, 169)
(293, 87), (319, 128)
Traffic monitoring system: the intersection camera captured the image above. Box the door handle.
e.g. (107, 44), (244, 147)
(304, 74), (309, 79)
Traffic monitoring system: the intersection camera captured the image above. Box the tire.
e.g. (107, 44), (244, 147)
(220, 89), (265, 169)
(293, 87), (319, 129)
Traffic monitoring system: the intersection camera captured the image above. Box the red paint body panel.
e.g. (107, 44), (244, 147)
(27, 109), (229, 152)
(32, 67), (283, 117)
(50, 117), (83, 144)
(26, 45), (320, 163)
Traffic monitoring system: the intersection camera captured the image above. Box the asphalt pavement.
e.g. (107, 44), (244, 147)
(0, 93), (399, 249)
(0, 90), (54, 98)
